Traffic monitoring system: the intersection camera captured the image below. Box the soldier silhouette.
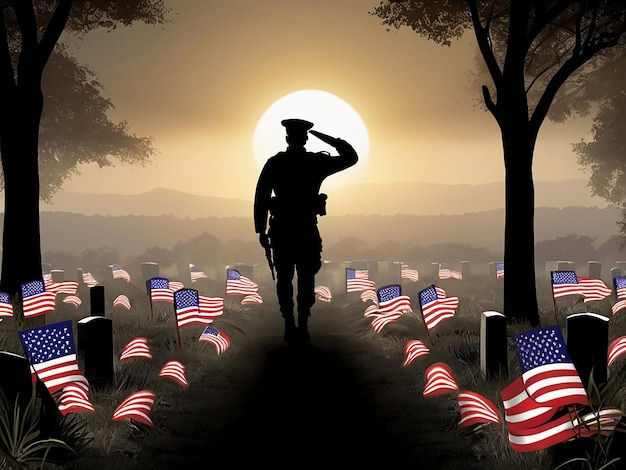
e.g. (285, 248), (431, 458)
(254, 118), (358, 343)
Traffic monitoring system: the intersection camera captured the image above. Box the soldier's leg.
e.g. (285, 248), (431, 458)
(274, 251), (297, 342)
(295, 255), (322, 341)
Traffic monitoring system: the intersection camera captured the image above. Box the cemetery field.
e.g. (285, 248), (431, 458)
(1, 268), (626, 469)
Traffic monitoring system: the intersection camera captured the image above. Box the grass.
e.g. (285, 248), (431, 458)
(1, 270), (626, 468)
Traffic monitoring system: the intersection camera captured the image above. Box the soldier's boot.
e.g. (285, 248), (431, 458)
(297, 313), (310, 342)
(283, 315), (297, 343)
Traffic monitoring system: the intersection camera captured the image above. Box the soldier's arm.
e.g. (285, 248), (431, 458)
(310, 130), (358, 173)
(333, 138), (359, 170)
(253, 164), (272, 235)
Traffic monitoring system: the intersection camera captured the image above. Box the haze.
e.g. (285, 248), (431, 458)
(59, 0), (594, 203)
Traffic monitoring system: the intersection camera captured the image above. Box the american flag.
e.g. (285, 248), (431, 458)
(374, 284), (412, 314)
(418, 284), (459, 331)
(400, 264), (419, 282)
(189, 264), (209, 282)
(0, 292), (13, 317)
(346, 268), (376, 292)
(457, 390), (500, 428)
(199, 325), (230, 354)
(608, 336), (626, 367)
(496, 262), (504, 279)
(361, 289), (378, 305)
(505, 405), (624, 453)
(551, 270), (612, 302)
(612, 276), (626, 315)
(112, 390), (155, 426)
(82, 271), (99, 287)
(370, 311), (404, 333)
(226, 269), (259, 296)
(169, 280), (185, 291)
(149, 277), (175, 304)
(18, 320), (89, 394)
(439, 266), (462, 280)
(21, 279), (56, 318)
(44, 279), (79, 295)
(315, 285), (332, 302)
(110, 264), (132, 283)
(119, 337), (152, 361)
(364, 285), (412, 332)
(501, 375), (559, 432)
(241, 293), (263, 305)
(402, 339), (430, 367)
(174, 289), (218, 328)
(58, 385), (95, 416)
(513, 325), (588, 408)
(198, 295), (225, 320)
(423, 362), (458, 397)
(159, 360), (189, 387)
(113, 295), (131, 310)
(63, 295), (82, 308)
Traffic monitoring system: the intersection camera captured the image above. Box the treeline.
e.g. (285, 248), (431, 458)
(41, 231), (625, 281)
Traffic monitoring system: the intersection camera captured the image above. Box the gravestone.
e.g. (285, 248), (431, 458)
(430, 262), (439, 279)
(616, 261), (626, 274)
(317, 261), (346, 301)
(77, 316), (114, 389)
(0, 351), (34, 411)
(588, 261), (602, 279)
(461, 261), (471, 280)
(76, 268), (85, 286)
(205, 263), (226, 281)
(480, 311), (508, 379)
(367, 260), (379, 280)
(557, 260), (575, 271)
(142, 262), (160, 288)
(0, 351), (62, 438)
(50, 269), (64, 282)
(349, 260), (369, 274)
(90, 285), (105, 317)
(42, 263), (52, 275)
(176, 261), (192, 286)
(386, 261), (402, 284)
(488, 261), (505, 281)
(611, 267), (622, 280)
(546, 261), (576, 277)
(566, 312), (609, 388)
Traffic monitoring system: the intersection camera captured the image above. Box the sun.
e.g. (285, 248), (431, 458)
(252, 89), (369, 191)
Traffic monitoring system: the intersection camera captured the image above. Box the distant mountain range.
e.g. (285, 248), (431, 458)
(38, 179), (608, 217)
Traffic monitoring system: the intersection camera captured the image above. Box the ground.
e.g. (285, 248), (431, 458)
(66, 297), (507, 469)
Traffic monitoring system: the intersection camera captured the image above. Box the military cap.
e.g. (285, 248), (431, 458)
(281, 118), (314, 135)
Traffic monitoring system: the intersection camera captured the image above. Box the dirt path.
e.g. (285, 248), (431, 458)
(70, 300), (496, 469)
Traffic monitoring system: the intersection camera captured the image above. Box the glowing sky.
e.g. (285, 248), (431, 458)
(59, 0), (593, 201)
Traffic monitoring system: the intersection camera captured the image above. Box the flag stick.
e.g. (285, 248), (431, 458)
(551, 283), (559, 326)
(418, 305), (435, 346)
(175, 321), (182, 350)
(549, 271), (559, 326)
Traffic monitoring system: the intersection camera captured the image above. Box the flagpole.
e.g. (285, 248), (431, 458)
(550, 271), (558, 325)
(176, 320), (182, 350)
(418, 305), (435, 346)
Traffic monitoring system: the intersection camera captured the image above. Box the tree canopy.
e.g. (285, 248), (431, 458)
(372, 0), (626, 324)
(0, 1), (169, 296)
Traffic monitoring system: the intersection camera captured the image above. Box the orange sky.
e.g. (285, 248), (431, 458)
(59, 0), (594, 202)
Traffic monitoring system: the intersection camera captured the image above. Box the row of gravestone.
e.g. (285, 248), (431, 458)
(42, 260), (626, 295)
(38, 264), (621, 389)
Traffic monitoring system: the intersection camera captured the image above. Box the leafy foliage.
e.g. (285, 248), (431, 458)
(0, 386), (75, 468)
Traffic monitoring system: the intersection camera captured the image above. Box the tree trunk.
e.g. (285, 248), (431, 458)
(501, 121), (540, 326)
(0, 84), (44, 300)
